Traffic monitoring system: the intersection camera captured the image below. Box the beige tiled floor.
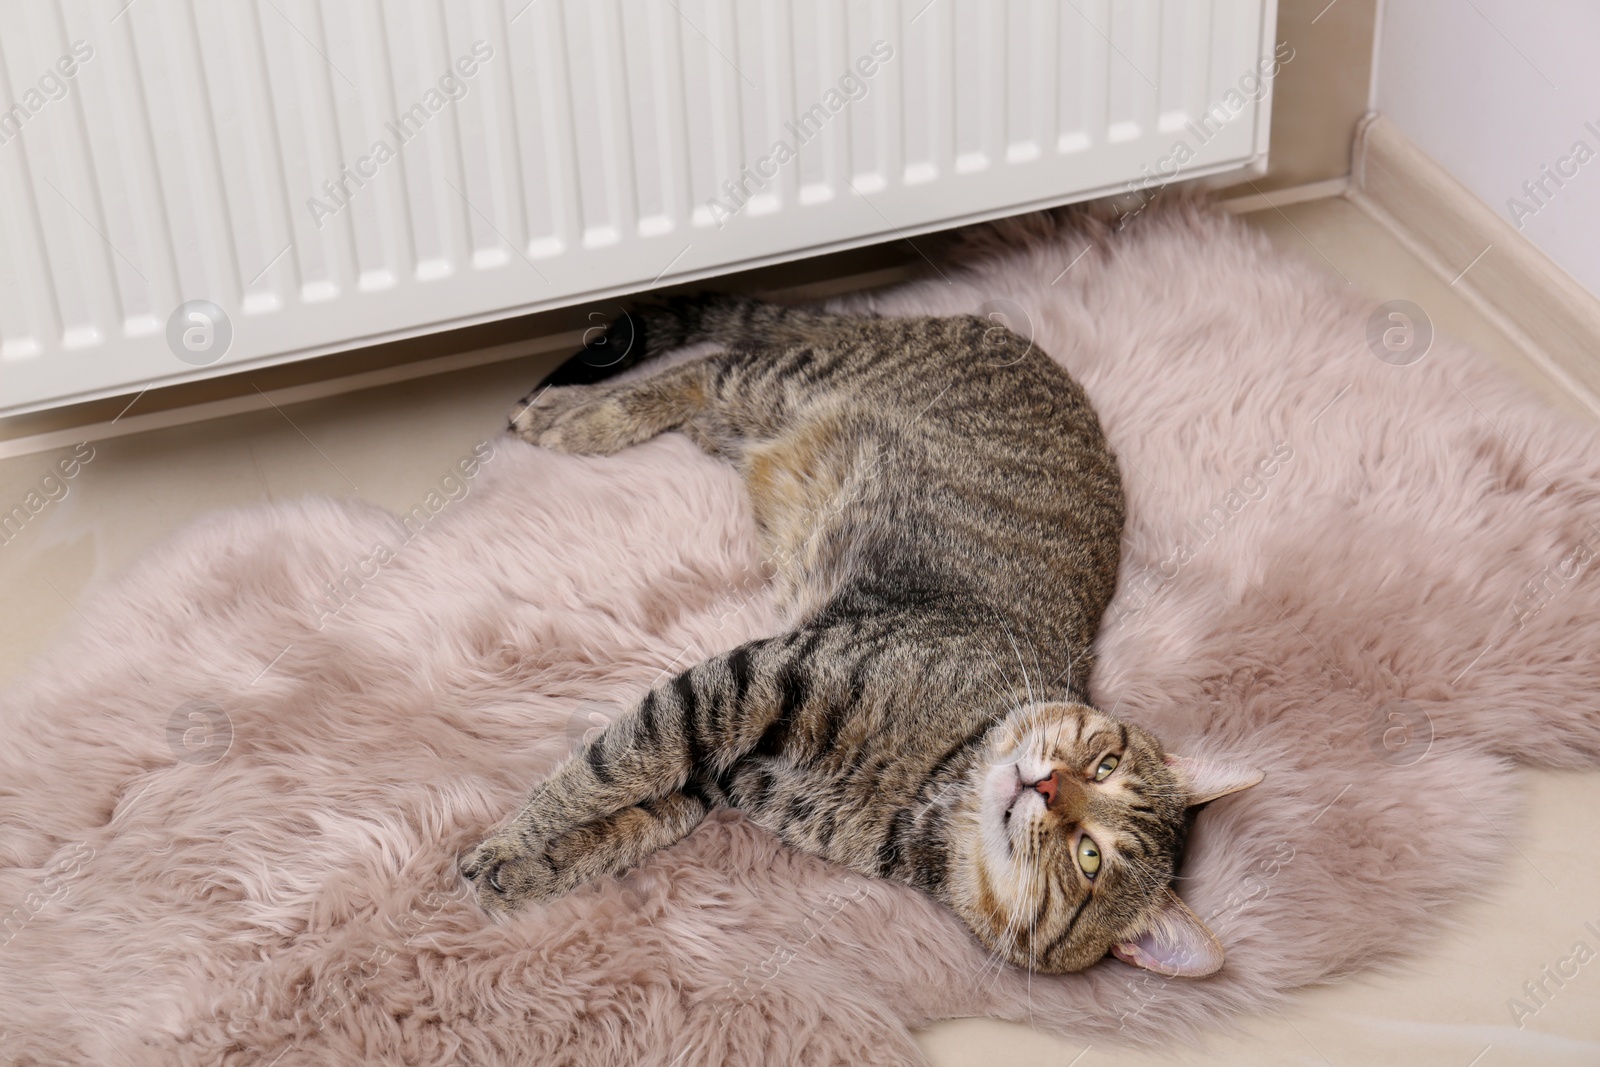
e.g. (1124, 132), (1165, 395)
(2, 196), (1598, 1065)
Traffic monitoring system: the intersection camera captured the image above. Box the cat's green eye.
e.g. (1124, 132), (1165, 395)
(1075, 835), (1102, 878)
(1093, 755), (1119, 781)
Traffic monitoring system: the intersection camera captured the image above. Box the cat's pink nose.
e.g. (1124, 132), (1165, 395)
(1032, 770), (1060, 808)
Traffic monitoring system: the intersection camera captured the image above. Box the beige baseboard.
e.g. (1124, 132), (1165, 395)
(1348, 112), (1600, 420)
(1217, 176), (1350, 214)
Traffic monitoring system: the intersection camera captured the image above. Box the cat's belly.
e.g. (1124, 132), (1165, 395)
(738, 409), (888, 625)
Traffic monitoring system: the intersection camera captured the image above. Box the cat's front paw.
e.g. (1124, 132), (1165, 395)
(460, 829), (559, 914)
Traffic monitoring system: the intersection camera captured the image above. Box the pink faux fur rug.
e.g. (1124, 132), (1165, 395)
(5, 202), (1600, 1066)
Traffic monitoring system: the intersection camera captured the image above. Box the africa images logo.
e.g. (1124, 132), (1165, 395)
(700, 41), (896, 228)
(306, 41), (495, 229)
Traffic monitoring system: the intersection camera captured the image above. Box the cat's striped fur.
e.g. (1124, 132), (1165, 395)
(462, 295), (1262, 976)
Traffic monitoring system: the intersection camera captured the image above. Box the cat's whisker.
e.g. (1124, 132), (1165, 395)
(972, 640), (1030, 717)
(976, 857), (1033, 988)
(1027, 863), (1040, 997)
(995, 615), (1037, 708)
(984, 881), (1030, 989)
(1017, 627), (1054, 711)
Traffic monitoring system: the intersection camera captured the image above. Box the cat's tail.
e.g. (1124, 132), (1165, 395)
(536, 293), (838, 387)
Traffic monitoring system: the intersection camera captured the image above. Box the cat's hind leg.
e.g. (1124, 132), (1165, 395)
(509, 358), (714, 455)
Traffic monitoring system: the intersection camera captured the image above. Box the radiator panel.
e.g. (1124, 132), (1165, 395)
(0, 0), (1276, 416)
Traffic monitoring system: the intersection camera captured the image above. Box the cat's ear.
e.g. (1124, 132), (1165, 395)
(1111, 889), (1225, 977)
(1165, 754), (1264, 806)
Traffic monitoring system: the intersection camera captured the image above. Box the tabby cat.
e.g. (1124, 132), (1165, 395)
(462, 295), (1263, 976)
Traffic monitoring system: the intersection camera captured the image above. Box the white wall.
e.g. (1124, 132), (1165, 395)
(1374, 0), (1600, 297)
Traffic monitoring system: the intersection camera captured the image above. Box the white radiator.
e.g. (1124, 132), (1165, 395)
(0, 0), (1277, 418)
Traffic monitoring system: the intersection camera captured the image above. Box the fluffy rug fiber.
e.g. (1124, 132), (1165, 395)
(4, 201), (1600, 1066)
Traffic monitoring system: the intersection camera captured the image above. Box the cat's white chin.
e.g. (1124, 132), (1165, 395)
(993, 767), (1022, 820)
(975, 763), (1018, 861)
(979, 758), (1050, 860)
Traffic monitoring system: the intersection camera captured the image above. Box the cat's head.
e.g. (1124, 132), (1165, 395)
(947, 701), (1262, 976)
